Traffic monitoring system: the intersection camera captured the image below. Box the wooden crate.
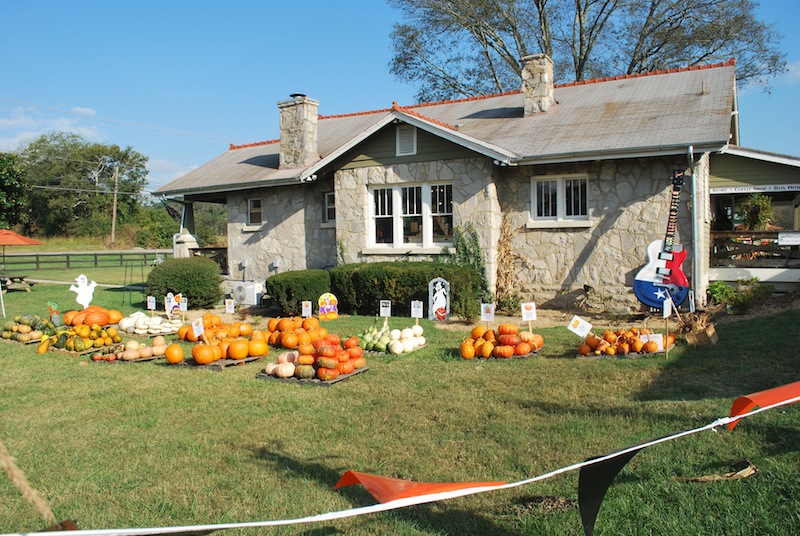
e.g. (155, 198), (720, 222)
(685, 324), (719, 346)
(170, 355), (263, 371)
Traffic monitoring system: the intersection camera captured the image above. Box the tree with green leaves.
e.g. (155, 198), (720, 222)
(0, 153), (29, 229)
(389, 0), (786, 102)
(17, 132), (148, 237)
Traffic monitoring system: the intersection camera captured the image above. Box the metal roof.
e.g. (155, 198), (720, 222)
(157, 61), (737, 197)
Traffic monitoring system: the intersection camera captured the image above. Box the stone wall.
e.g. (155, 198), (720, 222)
(226, 180), (336, 283)
(334, 158), (501, 288)
(496, 157), (694, 309)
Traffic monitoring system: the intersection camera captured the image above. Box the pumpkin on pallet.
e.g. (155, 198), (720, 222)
(576, 328), (676, 356)
(62, 306), (123, 327)
(459, 324), (544, 359)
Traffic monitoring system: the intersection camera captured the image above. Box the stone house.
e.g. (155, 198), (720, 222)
(157, 54), (788, 310)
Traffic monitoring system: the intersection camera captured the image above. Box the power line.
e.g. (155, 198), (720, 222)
(0, 96), (232, 143)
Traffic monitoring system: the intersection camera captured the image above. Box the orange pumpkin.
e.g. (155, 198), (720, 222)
(460, 340), (476, 360)
(497, 334), (521, 346)
(577, 343), (591, 356)
(228, 339), (250, 360)
(471, 325), (487, 339)
(642, 340), (659, 354)
(165, 344), (185, 364)
(63, 310), (79, 325)
(248, 339), (268, 357)
(337, 359), (356, 375)
(302, 317), (320, 331)
(267, 317), (281, 332)
(479, 341), (494, 358)
(106, 309), (124, 324)
(192, 344), (216, 365)
(497, 323), (519, 335)
(297, 342), (315, 356)
(178, 325), (191, 340)
(296, 354), (315, 366)
(515, 342), (532, 355)
(281, 332), (299, 349)
(630, 338), (645, 353)
(529, 334), (545, 349)
(316, 367), (339, 381)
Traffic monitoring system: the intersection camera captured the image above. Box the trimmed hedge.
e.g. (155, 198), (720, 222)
(329, 261), (481, 320)
(264, 269), (332, 316)
(146, 257), (223, 309)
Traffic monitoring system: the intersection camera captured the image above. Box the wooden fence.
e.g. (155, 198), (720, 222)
(1, 249), (172, 272)
(711, 231), (800, 268)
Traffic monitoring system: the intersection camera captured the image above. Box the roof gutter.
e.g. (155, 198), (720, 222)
(512, 141), (729, 166)
(156, 175), (304, 197)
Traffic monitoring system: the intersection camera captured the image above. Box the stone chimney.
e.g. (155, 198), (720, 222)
(277, 94), (319, 168)
(521, 54), (554, 116)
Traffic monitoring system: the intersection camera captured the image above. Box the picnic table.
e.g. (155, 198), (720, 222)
(1, 274), (34, 292)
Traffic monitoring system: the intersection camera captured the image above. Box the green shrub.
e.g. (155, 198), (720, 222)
(708, 278), (773, 314)
(330, 261), (482, 320)
(146, 257), (223, 309)
(264, 269), (331, 316)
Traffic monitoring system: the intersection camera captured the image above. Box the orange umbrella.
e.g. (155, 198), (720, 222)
(0, 230), (42, 317)
(0, 229), (42, 272)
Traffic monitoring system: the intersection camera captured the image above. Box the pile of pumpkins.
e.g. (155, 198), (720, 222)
(62, 306), (124, 327)
(263, 333), (367, 381)
(174, 313), (269, 365)
(91, 336), (171, 362)
(118, 311), (182, 335)
(459, 323), (544, 359)
(577, 328), (677, 356)
(39, 323), (124, 354)
(353, 319), (426, 354)
(2, 315), (55, 344)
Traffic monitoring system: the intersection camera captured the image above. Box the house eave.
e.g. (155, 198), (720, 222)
(156, 175), (304, 198)
(513, 141), (729, 166)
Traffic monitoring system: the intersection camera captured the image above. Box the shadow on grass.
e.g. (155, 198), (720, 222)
(633, 310), (800, 403)
(252, 448), (518, 535)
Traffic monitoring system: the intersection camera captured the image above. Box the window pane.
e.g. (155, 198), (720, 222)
(431, 184), (452, 214)
(402, 186), (422, 215)
(565, 178), (587, 217)
(248, 199), (262, 225)
(375, 217), (393, 243)
(324, 192), (335, 222)
(374, 188), (392, 216)
(403, 216), (423, 243)
(432, 215), (452, 241)
(536, 180), (557, 218)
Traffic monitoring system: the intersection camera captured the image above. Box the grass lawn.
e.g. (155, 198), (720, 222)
(1, 284), (798, 535)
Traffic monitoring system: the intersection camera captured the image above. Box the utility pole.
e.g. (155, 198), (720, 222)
(110, 166), (119, 246)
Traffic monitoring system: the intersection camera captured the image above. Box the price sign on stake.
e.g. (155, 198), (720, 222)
(146, 296), (156, 311)
(180, 297), (188, 312)
(567, 315), (593, 339)
(191, 317), (205, 342)
(380, 300), (392, 318)
(411, 300), (423, 323)
(480, 303), (495, 324)
(225, 299), (235, 314)
(521, 302), (537, 321)
(302, 301), (312, 318)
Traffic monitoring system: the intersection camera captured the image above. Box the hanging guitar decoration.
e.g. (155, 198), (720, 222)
(633, 169), (690, 310)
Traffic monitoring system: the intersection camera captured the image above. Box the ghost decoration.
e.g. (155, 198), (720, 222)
(69, 274), (97, 310)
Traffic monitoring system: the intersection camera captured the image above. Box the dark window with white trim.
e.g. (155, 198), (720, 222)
(247, 198), (262, 225)
(370, 183), (452, 248)
(324, 192), (336, 223)
(531, 174), (588, 221)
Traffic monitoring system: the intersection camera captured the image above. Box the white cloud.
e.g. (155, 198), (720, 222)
(0, 106), (104, 151)
(70, 106), (97, 117)
(785, 59), (800, 83)
(145, 159), (198, 193)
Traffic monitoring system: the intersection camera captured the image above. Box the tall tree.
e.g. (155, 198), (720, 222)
(17, 132), (148, 237)
(389, 0), (786, 102)
(0, 152), (29, 229)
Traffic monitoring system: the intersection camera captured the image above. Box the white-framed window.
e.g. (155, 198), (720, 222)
(323, 192), (336, 223)
(369, 183), (453, 248)
(529, 173), (589, 227)
(396, 124), (417, 156)
(247, 198), (262, 225)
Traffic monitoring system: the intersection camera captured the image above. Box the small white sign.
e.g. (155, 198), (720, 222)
(411, 300), (424, 319)
(567, 315), (593, 338)
(302, 301), (313, 317)
(179, 296), (188, 312)
(662, 297), (672, 318)
(164, 293), (175, 318)
(778, 232), (800, 246)
(380, 300), (392, 317)
(191, 317), (205, 339)
(146, 296), (156, 311)
(688, 290), (696, 313)
(640, 333), (665, 351)
(480, 303), (495, 323)
(225, 299), (235, 314)
(521, 302), (537, 321)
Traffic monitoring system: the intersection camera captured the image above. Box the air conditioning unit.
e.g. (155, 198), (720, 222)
(231, 281), (264, 306)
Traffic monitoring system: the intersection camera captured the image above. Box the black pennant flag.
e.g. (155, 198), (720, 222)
(578, 447), (643, 536)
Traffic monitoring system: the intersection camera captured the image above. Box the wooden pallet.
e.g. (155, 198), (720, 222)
(170, 355), (263, 370)
(98, 355), (163, 364)
(256, 366), (368, 386)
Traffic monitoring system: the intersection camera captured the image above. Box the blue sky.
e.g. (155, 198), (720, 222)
(1, 1), (797, 194)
